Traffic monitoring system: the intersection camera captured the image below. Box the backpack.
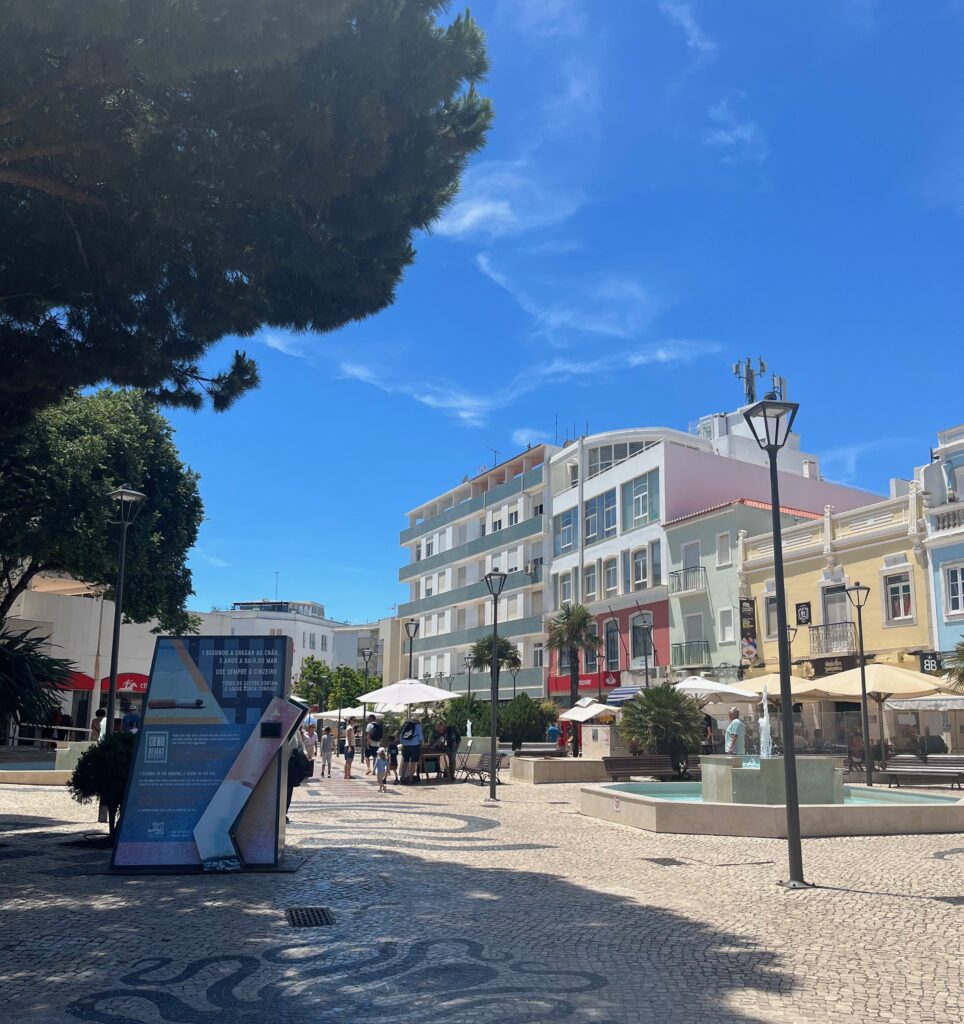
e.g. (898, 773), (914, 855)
(400, 721), (417, 742)
(370, 721), (384, 742)
(446, 725), (461, 749)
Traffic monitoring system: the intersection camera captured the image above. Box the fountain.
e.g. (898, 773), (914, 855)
(759, 684), (772, 761)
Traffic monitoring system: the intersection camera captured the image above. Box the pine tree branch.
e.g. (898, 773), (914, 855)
(0, 168), (106, 208)
(0, 143), (96, 164)
(0, 562), (39, 621)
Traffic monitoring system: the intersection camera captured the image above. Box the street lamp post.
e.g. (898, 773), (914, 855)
(105, 487), (146, 733)
(464, 654), (473, 701)
(404, 619), (419, 679)
(743, 399), (808, 889)
(510, 666), (520, 699)
(361, 647), (374, 689)
(483, 570), (507, 801)
(642, 620), (652, 688)
(845, 581), (873, 786)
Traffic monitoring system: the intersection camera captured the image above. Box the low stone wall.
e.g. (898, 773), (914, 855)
(511, 757), (608, 785)
(0, 770), (72, 786)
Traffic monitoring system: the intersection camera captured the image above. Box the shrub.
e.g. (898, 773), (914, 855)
(0, 624), (72, 728)
(620, 685), (703, 757)
(68, 732), (136, 837)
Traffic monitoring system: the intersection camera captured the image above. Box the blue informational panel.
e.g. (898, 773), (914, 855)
(112, 636), (302, 871)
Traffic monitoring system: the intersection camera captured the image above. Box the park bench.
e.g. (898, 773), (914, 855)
(602, 755), (702, 782)
(463, 751), (506, 786)
(881, 754), (964, 790)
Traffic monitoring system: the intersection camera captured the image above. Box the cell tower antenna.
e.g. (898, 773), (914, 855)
(488, 446), (500, 468)
(732, 356), (769, 405)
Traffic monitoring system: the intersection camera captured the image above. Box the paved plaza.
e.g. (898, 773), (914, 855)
(1, 767), (962, 1024)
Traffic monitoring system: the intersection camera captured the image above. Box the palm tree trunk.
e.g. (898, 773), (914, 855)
(569, 644), (579, 757)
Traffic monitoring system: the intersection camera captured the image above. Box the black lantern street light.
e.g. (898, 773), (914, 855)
(743, 398), (808, 889)
(105, 487), (146, 733)
(845, 581), (874, 787)
(361, 647), (374, 689)
(404, 619), (419, 679)
(464, 654), (473, 701)
(510, 665), (520, 699)
(483, 569), (508, 801)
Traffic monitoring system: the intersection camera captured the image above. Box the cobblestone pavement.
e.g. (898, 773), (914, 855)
(1, 767), (962, 1024)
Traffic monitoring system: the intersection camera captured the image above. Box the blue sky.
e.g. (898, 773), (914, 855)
(169, 1), (964, 622)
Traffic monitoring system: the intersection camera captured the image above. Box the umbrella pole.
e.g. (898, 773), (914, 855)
(877, 695), (888, 773)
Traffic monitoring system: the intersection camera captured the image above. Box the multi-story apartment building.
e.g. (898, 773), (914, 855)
(664, 500), (821, 681)
(544, 408), (880, 705)
(918, 424), (964, 661)
(332, 622), (384, 678)
(398, 446), (555, 699)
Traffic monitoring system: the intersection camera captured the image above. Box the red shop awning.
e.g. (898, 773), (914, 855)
(65, 671), (149, 693)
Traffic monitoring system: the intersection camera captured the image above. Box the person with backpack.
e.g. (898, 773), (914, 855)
(364, 714), (383, 775)
(399, 712), (423, 784)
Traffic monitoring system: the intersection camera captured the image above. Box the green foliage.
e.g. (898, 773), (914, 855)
(0, 390), (203, 631)
(0, 624), (72, 727)
(0, 1), (492, 434)
(497, 694), (547, 750)
(293, 656), (332, 709)
(947, 639), (964, 692)
(328, 665), (371, 711)
(619, 685), (704, 755)
(67, 731), (136, 836)
(440, 695), (486, 739)
(545, 603), (600, 755)
(468, 635), (522, 674)
(537, 699), (561, 724)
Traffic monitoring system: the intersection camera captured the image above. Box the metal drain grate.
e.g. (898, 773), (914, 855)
(286, 906), (336, 927)
(643, 857), (686, 867)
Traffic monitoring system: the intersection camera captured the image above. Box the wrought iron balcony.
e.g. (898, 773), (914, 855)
(808, 621), (856, 656)
(669, 566), (708, 595)
(671, 640), (711, 668)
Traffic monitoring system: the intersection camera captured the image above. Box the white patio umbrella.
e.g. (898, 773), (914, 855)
(674, 677), (759, 707)
(319, 706), (383, 720)
(359, 679), (456, 705)
(738, 673), (828, 700)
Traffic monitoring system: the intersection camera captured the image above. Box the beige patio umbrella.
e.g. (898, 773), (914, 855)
(814, 664), (953, 775)
(738, 673), (829, 700)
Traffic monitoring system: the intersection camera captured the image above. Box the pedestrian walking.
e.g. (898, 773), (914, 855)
(375, 746), (389, 792)
(343, 718), (356, 780)
(399, 713), (423, 784)
(303, 723), (319, 761)
(319, 726), (334, 778)
(90, 708), (107, 741)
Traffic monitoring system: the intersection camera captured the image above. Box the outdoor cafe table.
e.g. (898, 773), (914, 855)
(419, 748), (454, 780)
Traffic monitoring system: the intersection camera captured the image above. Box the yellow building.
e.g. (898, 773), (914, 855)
(737, 487), (940, 750)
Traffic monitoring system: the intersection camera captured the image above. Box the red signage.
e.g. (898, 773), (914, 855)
(65, 671), (149, 693)
(547, 670), (621, 695)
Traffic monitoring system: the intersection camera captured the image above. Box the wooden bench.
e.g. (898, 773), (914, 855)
(882, 754), (964, 790)
(602, 755), (703, 782)
(463, 752), (506, 786)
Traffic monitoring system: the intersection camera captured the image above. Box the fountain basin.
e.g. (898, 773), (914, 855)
(580, 781), (964, 838)
(701, 755), (844, 805)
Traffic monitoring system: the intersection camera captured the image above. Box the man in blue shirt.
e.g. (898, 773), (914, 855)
(547, 722), (560, 745)
(725, 707), (746, 755)
(399, 713), (423, 784)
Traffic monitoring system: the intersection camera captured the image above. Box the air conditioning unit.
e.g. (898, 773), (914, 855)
(524, 562), (535, 574)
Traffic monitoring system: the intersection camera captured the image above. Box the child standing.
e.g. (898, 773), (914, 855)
(319, 726), (333, 778)
(387, 733), (400, 783)
(375, 746), (389, 792)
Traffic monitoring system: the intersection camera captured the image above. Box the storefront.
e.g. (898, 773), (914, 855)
(64, 671), (150, 733)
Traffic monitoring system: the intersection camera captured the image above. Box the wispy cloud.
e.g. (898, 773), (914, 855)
(819, 438), (911, 484)
(544, 59), (601, 133)
(259, 331), (306, 358)
(659, 1), (717, 58)
(339, 340), (719, 429)
(703, 94), (769, 164)
(194, 547), (230, 569)
(476, 253), (656, 344)
(504, 0), (585, 37)
(512, 428), (551, 448)
(435, 160), (582, 240)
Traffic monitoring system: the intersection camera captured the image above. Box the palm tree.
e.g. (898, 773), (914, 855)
(467, 635), (522, 682)
(947, 638), (964, 692)
(620, 685), (703, 762)
(545, 603), (601, 756)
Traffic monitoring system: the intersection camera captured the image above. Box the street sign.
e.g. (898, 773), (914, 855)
(919, 652), (943, 675)
(795, 602), (812, 626)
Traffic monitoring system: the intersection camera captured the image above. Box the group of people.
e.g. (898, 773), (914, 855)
(297, 710), (460, 791)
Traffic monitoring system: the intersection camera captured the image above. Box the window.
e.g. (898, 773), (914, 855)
(480, 518), (486, 537)
(631, 613), (653, 664)
(507, 554), (519, 573)
(309, 633), (316, 650)
(585, 501), (598, 543)
(718, 607), (735, 644)
(533, 502), (544, 517)
(764, 596), (778, 638)
(553, 509), (578, 555)
(885, 572), (913, 622)
(561, 573), (572, 603)
(603, 489), (617, 536)
(585, 631), (598, 672)
(508, 510), (519, 526)
(621, 469), (661, 531)
(632, 549), (648, 591)
(585, 489), (617, 545)
(605, 619), (620, 670)
(568, 462), (579, 488)
(425, 537), (434, 558)
(532, 643), (544, 668)
(650, 541), (662, 585)
(424, 575), (434, 598)
(716, 531), (732, 567)
(415, 542), (422, 562)
(492, 518), (502, 532)
(944, 564), (964, 615)
(269, 628), (283, 636)
(320, 635), (327, 651)
(584, 564), (597, 601)
(302, 631), (306, 646)
(604, 558), (618, 597)
(560, 645), (571, 671)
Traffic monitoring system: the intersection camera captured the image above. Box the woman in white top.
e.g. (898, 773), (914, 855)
(343, 718), (356, 780)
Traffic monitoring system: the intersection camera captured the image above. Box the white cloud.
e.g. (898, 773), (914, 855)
(476, 253), (656, 344)
(512, 428), (551, 448)
(703, 95), (769, 164)
(194, 547), (230, 569)
(659, 1), (717, 57)
(436, 160), (582, 240)
(259, 331), (306, 358)
(505, 0), (585, 37)
(818, 438), (910, 484)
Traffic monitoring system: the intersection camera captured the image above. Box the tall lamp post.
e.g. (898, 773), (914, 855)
(464, 654), (473, 701)
(361, 647), (374, 689)
(845, 581), (873, 786)
(483, 569), (507, 801)
(105, 487), (146, 733)
(404, 619), (419, 679)
(743, 399), (808, 889)
(511, 665), (520, 699)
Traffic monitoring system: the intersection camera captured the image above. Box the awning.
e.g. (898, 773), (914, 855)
(65, 671), (149, 693)
(559, 702), (621, 723)
(607, 686), (642, 705)
(886, 696), (964, 712)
